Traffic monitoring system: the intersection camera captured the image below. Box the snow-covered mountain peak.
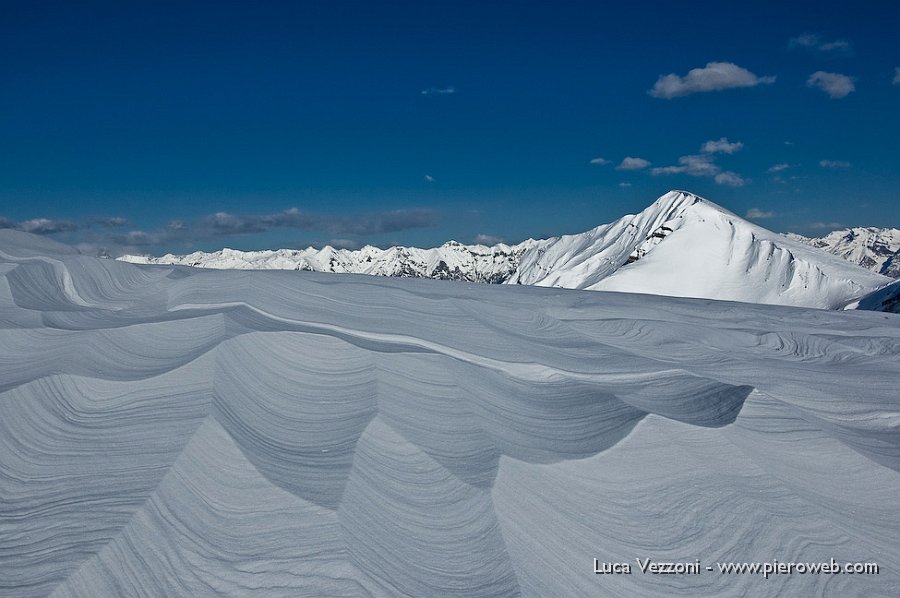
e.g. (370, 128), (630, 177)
(509, 190), (889, 308)
(120, 190), (890, 309)
(786, 227), (900, 276)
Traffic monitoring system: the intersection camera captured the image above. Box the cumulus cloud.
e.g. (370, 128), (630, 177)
(807, 71), (855, 98)
(819, 159), (851, 169)
(789, 34), (851, 53)
(616, 157), (651, 171)
(745, 208), (775, 219)
(421, 87), (455, 95)
(589, 157), (609, 165)
(768, 163), (790, 173)
(649, 62), (775, 99)
(701, 137), (743, 155)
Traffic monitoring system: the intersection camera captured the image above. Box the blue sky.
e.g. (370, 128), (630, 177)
(1, 0), (897, 254)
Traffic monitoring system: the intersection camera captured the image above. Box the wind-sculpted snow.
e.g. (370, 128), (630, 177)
(2, 229), (899, 597)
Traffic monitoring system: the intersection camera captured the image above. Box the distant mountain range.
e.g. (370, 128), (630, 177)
(124, 238), (538, 284)
(786, 227), (900, 277)
(120, 190), (896, 311)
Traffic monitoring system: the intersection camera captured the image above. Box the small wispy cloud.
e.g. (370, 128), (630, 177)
(789, 34), (851, 53)
(745, 208), (775, 219)
(13, 218), (79, 234)
(616, 157), (651, 171)
(652, 154), (719, 177)
(808, 221), (843, 230)
(768, 163), (790, 173)
(421, 86), (456, 96)
(618, 182), (632, 188)
(94, 216), (129, 228)
(701, 137), (743, 154)
(714, 172), (746, 187)
(589, 157), (610, 165)
(108, 207), (440, 249)
(424, 175), (435, 183)
(329, 238), (361, 250)
(819, 159), (851, 169)
(649, 62), (775, 99)
(650, 138), (746, 186)
(474, 233), (503, 245)
(807, 71), (855, 98)
(894, 67), (900, 85)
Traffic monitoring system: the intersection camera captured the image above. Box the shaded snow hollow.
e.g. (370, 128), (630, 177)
(2, 229), (899, 596)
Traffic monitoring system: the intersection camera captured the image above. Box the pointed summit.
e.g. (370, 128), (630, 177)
(509, 190), (889, 309)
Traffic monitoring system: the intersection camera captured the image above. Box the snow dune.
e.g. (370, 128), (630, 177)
(2, 229), (899, 596)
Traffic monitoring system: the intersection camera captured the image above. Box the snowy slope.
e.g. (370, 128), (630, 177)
(121, 239), (539, 283)
(2, 229), (900, 597)
(121, 191), (890, 310)
(848, 279), (900, 313)
(510, 190), (890, 309)
(786, 227), (900, 276)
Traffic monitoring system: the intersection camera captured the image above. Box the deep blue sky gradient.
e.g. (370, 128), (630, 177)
(1, 0), (898, 253)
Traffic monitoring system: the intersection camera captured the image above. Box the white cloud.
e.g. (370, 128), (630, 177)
(15, 218), (78, 234)
(421, 87), (456, 95)
(589, 157), (609, 165)
(651, 140), (745, 186)
(618, 182), (632, 188)
(649, 62), (775, 99)
(329, 238), (361, 250)
(714, 171), (746, 187)
(701, 137), (743, 154)
(819, 159), (851, 169)
(616, 157), (651, 171)
(652, 154), (719, 177)
(894, 67), (900, 85)
(768, 163), (790, 173)
(745, 208), (775, 219)
(108, 207), (440, 248)
(474, 233), (503, 245)
(94, 216), (129, 227)
(424, 175), (435, 183)
(637, 136), (751, 186)
(789, 34), (850, 53)
(809, 221), (843, 230)
(807, 71), (855, 98)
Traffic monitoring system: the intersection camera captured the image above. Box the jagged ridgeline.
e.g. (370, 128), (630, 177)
(123, 191), (894, 310)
